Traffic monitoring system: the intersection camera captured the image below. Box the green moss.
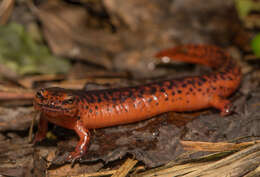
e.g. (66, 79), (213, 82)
(235, 0), (253, 20)
(0, 23), (70, 75)
(251, 33), (260, 57)
(235, 0), (260, 20)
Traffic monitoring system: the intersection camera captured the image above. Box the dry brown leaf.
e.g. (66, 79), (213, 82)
(32, 1), (122, 69)
(0, 0), (14, 25)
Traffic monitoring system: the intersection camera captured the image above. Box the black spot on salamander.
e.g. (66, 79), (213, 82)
(137, 92), (143, 98)
(140, 89), (145, 95)
(126, 90), (133, 98)
(160, 88), (166, 93)
(187, 80), (193, 84)
(78, 96), (84, 103)
(197, 81), (202, 86)
(89, 109), (93, 113)
(167, 81), (174, 89)
(172, 91), (175, 96)
(177, 90), (182, 94)
(227, 76), (233, 80)
(165, 97), (169, 101)
(103, 92), (110, 101)
(150, 87), (157, 94)
(96, 94), (102, 103)
(155, 102), (159, 105)
(198, 88), (202, 92)
(200, 77), (207, 83)
(212, 87), (216, 90)
(187, 79), (196, 88)
(120, 96), (127, 103)
(112, 97), (117, 103)
(87, 94), (96, 103)
(181, 83), (187, 88)
(95, 106), (98, 110)
(107, 90), (113, 96)
(189, 88), (193, 92)
(158, 81), (165, 87)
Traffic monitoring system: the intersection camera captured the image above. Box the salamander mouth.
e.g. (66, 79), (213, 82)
(34, 103), (75, 114)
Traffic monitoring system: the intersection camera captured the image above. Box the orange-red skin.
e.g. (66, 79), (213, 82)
(33, 45), (242, 162)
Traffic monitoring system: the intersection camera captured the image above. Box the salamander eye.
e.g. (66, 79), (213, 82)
(67, 98), (74, 104)
(36, 90), (44, 99)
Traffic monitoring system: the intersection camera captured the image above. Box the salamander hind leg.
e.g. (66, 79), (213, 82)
(65, 120), (90, 164)
(210, 95), (232, 116)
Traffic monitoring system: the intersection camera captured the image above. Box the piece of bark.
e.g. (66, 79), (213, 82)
(180, 141), (260, 152)
(0, 107), (35, 131)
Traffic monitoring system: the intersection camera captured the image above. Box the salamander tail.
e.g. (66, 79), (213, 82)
(155, 44), (230, 69)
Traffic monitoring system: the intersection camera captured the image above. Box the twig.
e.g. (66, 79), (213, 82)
(180, 140), (260, 152)
(112, 158), (138, 177)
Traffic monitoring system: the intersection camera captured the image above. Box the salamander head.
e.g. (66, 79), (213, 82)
(34, 87), (78, 117)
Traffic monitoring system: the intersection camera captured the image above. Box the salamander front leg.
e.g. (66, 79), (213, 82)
(33, 113), (48, 144)
(210, 95), (232, 116)
(66, 120), (90, 163)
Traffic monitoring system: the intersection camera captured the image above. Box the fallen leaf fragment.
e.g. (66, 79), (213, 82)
(0, 0), (14, 25)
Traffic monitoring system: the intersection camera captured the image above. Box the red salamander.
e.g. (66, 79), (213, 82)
(33, 44), (242, 162)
